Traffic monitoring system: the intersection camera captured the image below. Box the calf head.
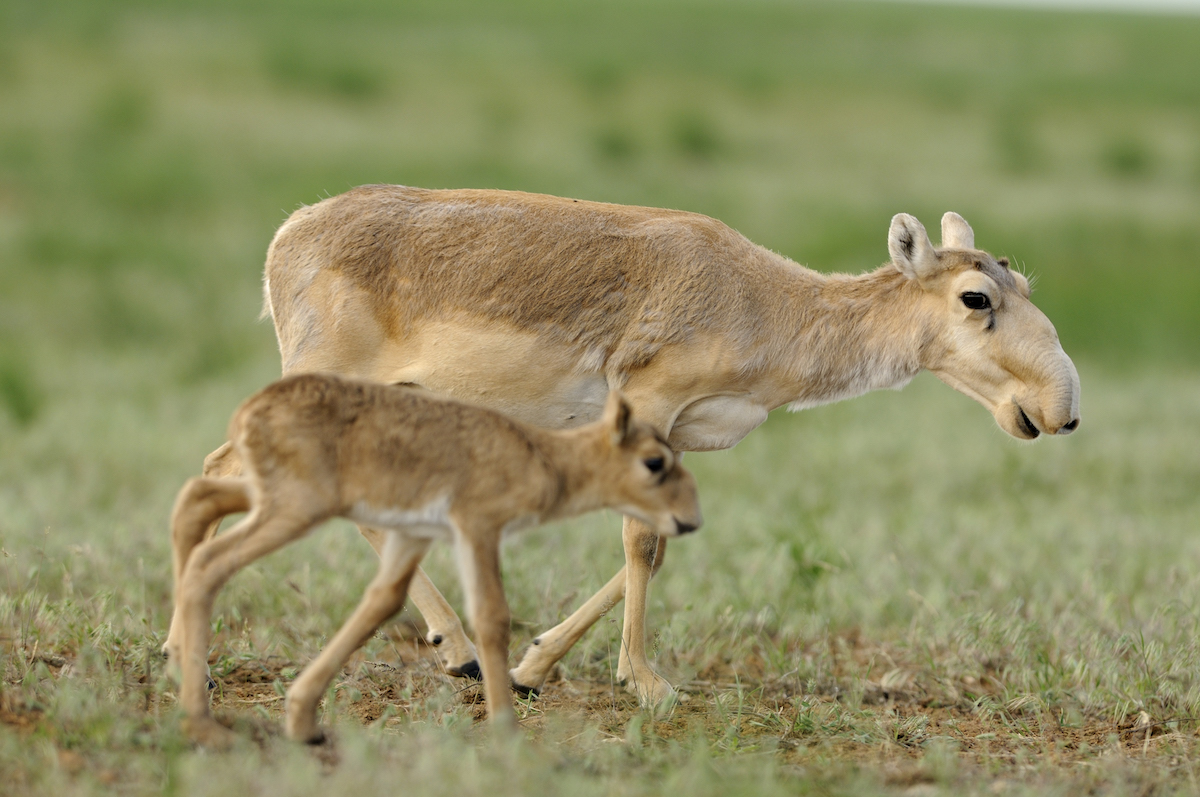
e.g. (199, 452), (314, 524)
(888, 212), (1081, 440)
(594, 392), (703, 535)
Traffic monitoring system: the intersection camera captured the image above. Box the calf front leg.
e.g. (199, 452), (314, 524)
(357, 524), (480, 679)
(456, 533), (516, 728)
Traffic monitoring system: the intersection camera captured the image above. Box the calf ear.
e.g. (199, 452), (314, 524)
(940, 211), (975, 249)
(888, 213), (940, 282)
(602, 391), (634, 446)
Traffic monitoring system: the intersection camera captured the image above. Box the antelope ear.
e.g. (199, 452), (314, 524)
(602, 390), (634, 446)
(941, 211), (975, 249)
(888, 213), (940, 282)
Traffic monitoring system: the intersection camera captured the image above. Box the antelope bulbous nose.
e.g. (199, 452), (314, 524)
(675, 519), (699, 535)
(1058, 418), (1080, 435)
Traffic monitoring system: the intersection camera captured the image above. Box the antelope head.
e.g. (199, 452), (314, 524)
(889, 212), (1081, 440)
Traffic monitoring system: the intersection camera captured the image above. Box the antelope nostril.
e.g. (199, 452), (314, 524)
(1061, 418), (1079, 433)
(675, 519), (699, 535)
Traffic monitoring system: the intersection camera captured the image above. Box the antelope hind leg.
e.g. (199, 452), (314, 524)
(409, 568), (481, 678)
(357, 524), (480, 678)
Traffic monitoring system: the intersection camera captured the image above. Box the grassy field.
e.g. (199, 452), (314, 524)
(2, 0), (1200, 794)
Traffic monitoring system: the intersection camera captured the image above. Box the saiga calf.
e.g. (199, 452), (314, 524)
(165, 373), (701, 747)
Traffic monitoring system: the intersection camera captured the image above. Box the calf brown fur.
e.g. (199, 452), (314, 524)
(165, 373), (701, 747)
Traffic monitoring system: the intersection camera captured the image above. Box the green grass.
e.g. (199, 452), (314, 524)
(3, 0), (1200, 794)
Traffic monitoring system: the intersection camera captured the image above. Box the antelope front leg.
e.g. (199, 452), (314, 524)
(357, 524), (480, 678)
(616, 517), (672, 706)
(285, 534), (430, 744)
(509, 567), (626, 695)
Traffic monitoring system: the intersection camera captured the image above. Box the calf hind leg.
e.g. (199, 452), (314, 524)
(285, 533), (431, 744)
(162, 442), (248, 665)
(175, 504), (319, 748)
(164, 477), (252, 665)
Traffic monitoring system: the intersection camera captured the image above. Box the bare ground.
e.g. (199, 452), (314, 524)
(5, 626), (1198, 794)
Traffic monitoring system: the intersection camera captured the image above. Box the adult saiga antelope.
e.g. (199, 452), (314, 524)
(204, 185), (1080, 705)
(167, 374), (701, 746)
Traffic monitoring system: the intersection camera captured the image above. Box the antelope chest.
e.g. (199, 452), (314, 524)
(667, 395), (768, 452)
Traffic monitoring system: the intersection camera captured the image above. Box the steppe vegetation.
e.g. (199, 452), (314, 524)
(2, 0), (1200, 793)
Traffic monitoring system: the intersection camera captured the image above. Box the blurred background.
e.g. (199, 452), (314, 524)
(2, 0), (1200, 703)
(2, 0), (1198, 410)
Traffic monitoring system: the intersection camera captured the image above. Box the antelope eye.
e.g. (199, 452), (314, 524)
(961, 292), (991, 311)
(644, 457), (665, 474)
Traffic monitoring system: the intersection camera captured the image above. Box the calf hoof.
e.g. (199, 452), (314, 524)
(285, 720), (327, 745)
(183, 716), (237, 750)
(446, 660), (481, 680)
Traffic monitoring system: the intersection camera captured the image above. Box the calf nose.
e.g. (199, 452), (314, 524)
(675, 518), (699, 535)
(1058, 417), (1080, 435)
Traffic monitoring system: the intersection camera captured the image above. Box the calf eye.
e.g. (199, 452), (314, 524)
(644, 457), (665, 473)
(961, 292), (991, 311)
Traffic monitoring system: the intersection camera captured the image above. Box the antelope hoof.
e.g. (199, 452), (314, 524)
(183, 716), (237, 750)
(427, 631), (481, 680)
(446, 660), (481, 680)
(508, 664), (549, 697)
(510, 676), (540, 698)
